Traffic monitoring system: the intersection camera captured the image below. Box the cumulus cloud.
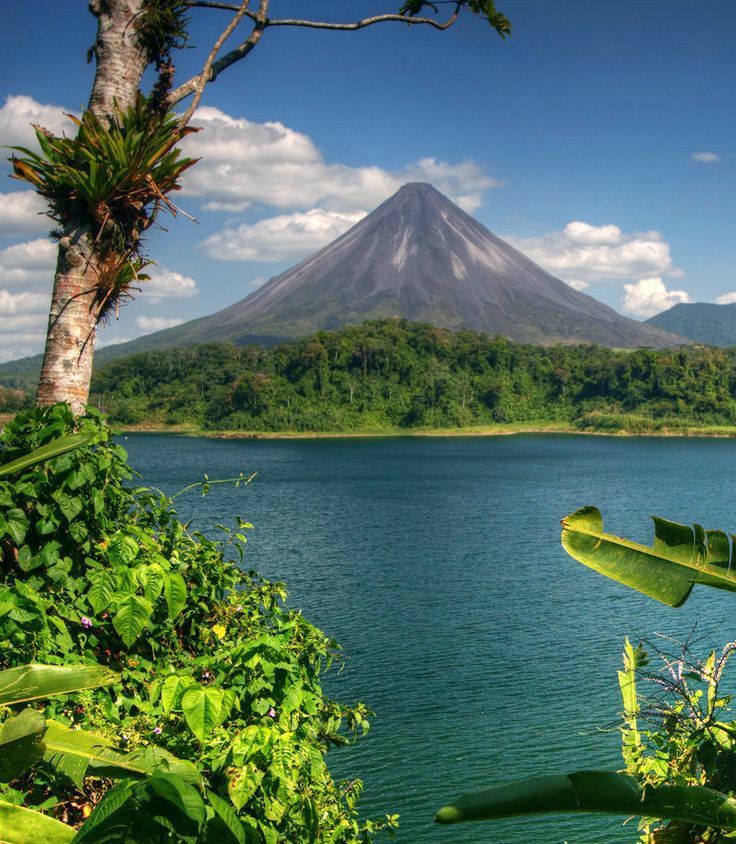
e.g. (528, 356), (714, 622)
(0, 289), (49, 315)
(140, 269), (198, 303)
(715, 292), (736, 305)
(0, 95), (73, 152)
(202, 208), (366, 261)
(691, 151), (720, 163)
(621, 278), (691, 318)
(0, 238), (56, 288)
(0, 192), (50, 236)
(136, 315), (184, 333)
(506, 221), (679, 286)
(181, 106), (497, 214)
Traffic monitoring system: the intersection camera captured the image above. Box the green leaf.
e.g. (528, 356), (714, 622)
(140, 563), (166, 603)
(125, 745), (201, 785)
(53, 491), (83, 523)
(434, 770), (736, 829)
(43, 720), (147, 788)
(164, 572), (187, 620)
(206, 790), (246, 844)
(108, 534), (139, 566)
(148, 770), (205, 824)
(0, 432), (95, 479)
(71, 780), (136, 843)
(560, 506), (736, 607)
(0, 709), (46, 782)
(161, 675), (196, 715)
(0, 798), (75, 843)
(181, 686), (227, 742)
(112, 594), (152, 646)
(0, 664), (118, 706)
(87, 570), (118, 616)
(0, 508), (29, 545)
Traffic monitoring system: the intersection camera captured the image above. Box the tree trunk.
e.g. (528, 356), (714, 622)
(36, 0), (148, 411)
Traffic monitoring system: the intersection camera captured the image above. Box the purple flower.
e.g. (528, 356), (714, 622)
(267, 707), (276, 718)
(153, 726), (162, 735)
(80, 616), (93, 629)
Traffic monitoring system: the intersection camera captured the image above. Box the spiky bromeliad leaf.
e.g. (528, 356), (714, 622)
(434, 770), (736, 828)
(0, 799), (75, 843)
(0, 664), (118, 707)
(560, 506), (736, 607)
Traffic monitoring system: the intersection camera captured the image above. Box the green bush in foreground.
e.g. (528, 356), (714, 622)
(0, 404), (396, 841)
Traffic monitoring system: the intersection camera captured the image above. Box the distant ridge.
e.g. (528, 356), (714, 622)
(646, 302), (736, 347)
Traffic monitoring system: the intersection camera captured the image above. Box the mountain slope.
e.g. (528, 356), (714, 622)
(646, 302), (736, 347)
(103, 183), (683, 354)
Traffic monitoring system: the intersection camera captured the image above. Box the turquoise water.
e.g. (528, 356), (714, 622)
(122, 433), (736, 843)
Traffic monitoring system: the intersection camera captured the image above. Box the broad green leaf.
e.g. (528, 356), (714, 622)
(125, 745), (201, 785)
(108, 534), (139, 566)
(435, 770), (736, 829)
(43, 720), (147, 788)
(0, 509), (29, 545)
(181, 686), (227, 742)
(87, 570), (118, 615)
(0, 798), (75, 843)
(0, 664), (118, 706)
(560, 506), (736, 607)
(139, 563), (166, 603)
(53, 491), (83, 523)
(206, 790), (246, 844)
(161, 675), (196, 715)
(71, 781), (136, 843)
(617, 638), (646, 755)
(164, 572), (187, 620)
(148, 770), (206, 824)
(112, 594), (152, 646)
(0, 708), (46, 781)
(0, 432), (95, 479)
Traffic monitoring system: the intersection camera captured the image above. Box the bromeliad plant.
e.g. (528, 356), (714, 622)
(10, 95), (198, 320)
(436, 508), (736, 842)
(0, 404), (396, 841)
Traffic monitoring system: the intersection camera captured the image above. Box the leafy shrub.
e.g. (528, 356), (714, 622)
(0, 404), (396, 841)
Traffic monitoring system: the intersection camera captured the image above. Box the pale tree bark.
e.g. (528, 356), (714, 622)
(36, 0), (148, 413)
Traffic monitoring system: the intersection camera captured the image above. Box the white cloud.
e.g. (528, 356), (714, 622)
(507, 221), (678, 285)
(141, 269), (198, 303)
(0, 289), (48, 315)
(691, 151), (720, 163)
(136, 315), (184, 333)
(202, 208), (367, 261)
(621, 278), (691, 318)
(0, 95), (74, 152)
(715, 292), (736, 305)
(0, 192), (50, 236)
(181, 106), (497, 214)
(96, 335), (134, 349)
(0, 238), (56, 288)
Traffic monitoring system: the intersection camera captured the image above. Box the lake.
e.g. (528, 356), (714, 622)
(122, 433), (736, 843)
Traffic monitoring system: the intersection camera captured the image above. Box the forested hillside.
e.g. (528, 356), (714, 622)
(55, 320), (736, 433)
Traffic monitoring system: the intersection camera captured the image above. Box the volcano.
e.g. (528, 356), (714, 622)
(103, 182), (687, 355)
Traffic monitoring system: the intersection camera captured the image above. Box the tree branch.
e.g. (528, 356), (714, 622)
(171, 1), (462, 109)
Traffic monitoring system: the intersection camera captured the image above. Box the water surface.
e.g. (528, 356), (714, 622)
(122, 433), (736, 843)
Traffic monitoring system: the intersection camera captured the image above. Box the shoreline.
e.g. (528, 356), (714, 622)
(113, 421), (736, 440)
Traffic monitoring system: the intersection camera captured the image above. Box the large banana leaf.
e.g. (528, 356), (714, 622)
(0, 664), (118, 706)
(0, 799), (75, 843)
(0, 432), (95, 479)
(0, 709), (45, 782)
(560, 506), (736, 607)
(435, 770), (736, 828)
(43, 720), (148, 788)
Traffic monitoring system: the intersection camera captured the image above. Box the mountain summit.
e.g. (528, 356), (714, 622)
(103, 182), (685, 354)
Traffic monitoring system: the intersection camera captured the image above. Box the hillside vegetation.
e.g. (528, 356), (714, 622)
(53, 320), (735, 433)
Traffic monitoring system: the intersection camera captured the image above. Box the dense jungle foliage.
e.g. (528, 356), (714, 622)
(0, 404), (395, 841)
(89, 321), (736, 432)
(4, 320), (736, 432)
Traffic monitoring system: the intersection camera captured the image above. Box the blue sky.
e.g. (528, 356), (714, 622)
(0, 0), (734, 359)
